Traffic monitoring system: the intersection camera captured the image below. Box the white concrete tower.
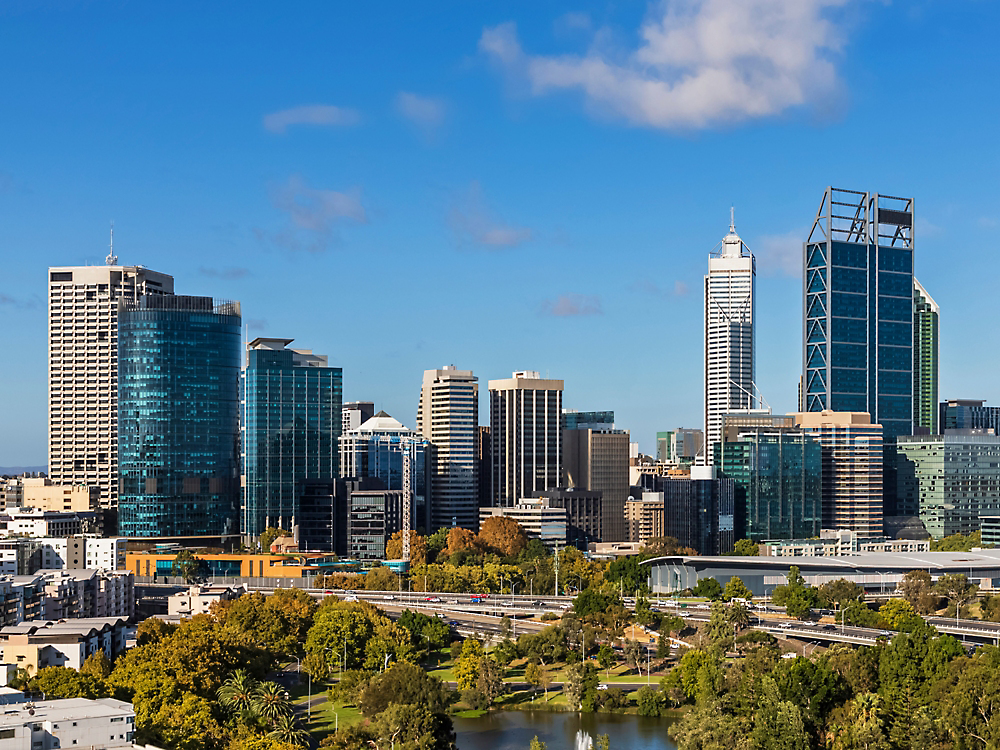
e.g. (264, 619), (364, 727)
(704, 211), (756, 464)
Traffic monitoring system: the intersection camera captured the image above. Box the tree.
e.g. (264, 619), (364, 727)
(635, 685), (662, 717)
(476, 656), (506, 706)
(258, 527), (291, 553)
(172, 549), (202, 583)
(607, 555), (650, 596)
(80, 651), (113, 679)
(749, 677), (810, 750)
(364, 564), (398, 591)
(29, 667), (107, 700)
(981, 594), (1000, 622)
(899, 570), (938, 614)
(386, 530), (428, 565)
(253, 681), (293, 724)
(453, 638), (485, 691)
(722, 576), (752, 602)
(597, 643), (616, 673)
(443, 527), (479, 558)
(368, 702), (457, 750)
(218, 670), (259, 719)
(818, 578), (865, 610)
(690, 577), (722, 600)
(732, 538), (759, 556)
(529, 738), (547, 750)
(623, 639), (643, 673)
(574, 588), (617, 618)
(478, 516), (529, 557)
(525, 661), (542, 695)
(642, 536), (698, 557)
(215, 588), (318, 658)
(266, 714), (310, 748)
(931, 530), (983, 552)
(772, 566), (818, 619)
(707, 601), (732, 644)
(878, 598), (924, 632)
(426, 527), (450, 563)
(727, 602), (752, 633)
(935, 573), (977, 620)
(563, 661), (599, 711)
(358, 661), (452, 717)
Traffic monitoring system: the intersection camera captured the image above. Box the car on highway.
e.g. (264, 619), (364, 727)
(470, 597), (483, 603)
(779, 622), (793, 628)
(822, 624), (835, 630)
(597, 684), (608, 691)
(533, 601), (545, 607)
(423, 596), (443, 603)
(383, 595), (395, 600)
(344, 595), (358, 602)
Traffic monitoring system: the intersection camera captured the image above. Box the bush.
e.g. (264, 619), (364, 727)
(540, 612), (558, 621)
(635, 685), (662, 717)
(461, 688), (489, 711)
(595, 686), (629, 712)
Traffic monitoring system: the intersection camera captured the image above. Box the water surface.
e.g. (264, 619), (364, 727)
(454, 711), (678, 750)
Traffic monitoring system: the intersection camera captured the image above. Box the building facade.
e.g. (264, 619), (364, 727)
(656, 429), (703, 465)
(792, 411), (884, 536)
(489, 371), (563, 507)
(939, 399), (1000, 434)
(717, 426), (822, 542)
(535, 488), (603, 548)
(661, 466), (737, 555)
(897, 434), (1000, 538)
(48, 262), (174, 511)
(625, 493), (665, 546)
(0, 697), (135, 749)
(242, 338), (342, 547)
(479, 500), (567, 551)
(416, 366), (479, 531)
(348, 487), (405, 560)
(117, 295), (242, 538)
(705, 215), (756, 464)
(913, 279), (940, 434)
(339, 412), (433, 532)
(563, 428), (630, 541)
(342, 401), (375, 434)
(18, 478), (99, 513)
(562, 411), (614, 430)
(802, 187), (915, 441)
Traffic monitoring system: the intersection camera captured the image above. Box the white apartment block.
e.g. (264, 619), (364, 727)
(0, 697), (135, 749)
(48, 262), (174, 510)
(167, 584), (246, 617)
(416, 366), (479, 530)
(704, 215), (756, 464)
(0, 508), (84, 538)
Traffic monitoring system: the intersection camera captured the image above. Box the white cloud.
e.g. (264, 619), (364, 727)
(395, 92), (447, 131)
(263, 105), (361, 134)
(480, 0), (849, 129)
(257, 175), (367, 252)
(755, 229), (804, 277)
(541, 294), (603, 317)
(449, 181), (533, 248)
(633, 279), (689, 297)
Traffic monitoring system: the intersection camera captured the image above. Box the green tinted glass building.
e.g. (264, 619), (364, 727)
(913, 279), (939, 434)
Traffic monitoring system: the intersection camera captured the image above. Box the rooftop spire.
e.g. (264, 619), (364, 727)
(106, 221), (117, 266)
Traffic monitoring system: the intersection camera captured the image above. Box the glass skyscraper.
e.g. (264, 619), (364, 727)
(913, 279), (939, 433)
(117, 295), (241, 537)
(803, 187), (915, 440)
(242, 338), (342, 548)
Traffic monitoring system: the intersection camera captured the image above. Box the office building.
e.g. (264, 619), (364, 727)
(416, 366), (479, 531)
(717, 424), (822, 541)
(117, 295), (242, 538)
(339, 412), (433, 531)
(625, 493), (665, 546)
(897, 433), (1000, 537)
(348, 485), (406, 560)
(0, 697), (135, 749)
(705, 214), (756, 464)
(242, 338), (342, 547)
(913, 279), (940, 434)
(489, 371), (563, 506)
(562, 410), (614, 430)
(982, 516), (1000, 548)
(48, 260), (174, 512)
(793, 411), (884, 536)
(802, 187), (914, 441)
(661, 466), (737, 555)
(656, 429), (703, 464)
(939, 399), (1000, 434)
(479, 499), (567, 551)
(343, 401), (375, 433)
(563, 428), (630, 541)
(535, 488), (603, 548)
(477, 426), (491, 508)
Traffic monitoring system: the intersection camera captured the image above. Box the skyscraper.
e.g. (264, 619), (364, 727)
(913, 279), (939, 434)
(563, 428), (630, 541)
(489, 371), (563, 507)
(48, 260), (174, 512)
(802, 187), (915, 440)
(416, 366), (479, 531)
(342, 402), (375, 434)
(704, 214), (756, 464)
(242, 338), (342, 548)
(117, 295), (241, 538)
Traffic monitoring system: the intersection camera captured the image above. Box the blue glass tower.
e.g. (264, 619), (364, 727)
(803, 188), (914, 440)
(242, 338), (342, 548)
(117, 296), (241, 537)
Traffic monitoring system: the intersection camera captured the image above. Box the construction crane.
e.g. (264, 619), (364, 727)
(402, 442), (412, 566)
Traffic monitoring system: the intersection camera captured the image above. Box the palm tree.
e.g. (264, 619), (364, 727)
(217, 670), (259, 719)
(268, 714), (310, 747)
(727, 602), (752, 638)
(253, 681), (293, 724)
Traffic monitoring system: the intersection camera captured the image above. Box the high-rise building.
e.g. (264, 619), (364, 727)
(913, 279), (939, 434)
(342, 402), (375, 434)
(793, 411), (884, 536)
(802, 187), (915, 441)
(562, 410), (614, 430)
(717, 424), (822, 541)
(663, 466), (737, 555)
(416, 366), (479, 531)
(535, 488), (603, 548)
(563, 428), (630, 541)
(897, 433), (1000, 537)
(339, 412), (433, 531)
(656, 429), (704, 464)
(117, 295), (241, 538)
(489, 371), (563, 507)
(242, 338), (342, 548)
(939, 399), (1000, 434)
(704, 214), (756, 464)
(347, 484), (406, 560)
(48, 261), (174, 511)
(477, 426), (491, 508)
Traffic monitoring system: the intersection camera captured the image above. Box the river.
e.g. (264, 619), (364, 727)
(454, 711), (679, 750)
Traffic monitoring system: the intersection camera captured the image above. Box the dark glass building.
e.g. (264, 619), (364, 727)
(717, 427), (822, 541)
(242, 338), (342, 549)
(562, 410), (614, 430)
(803, 187), (914, 441)
(662, 468), (737, 555)
(117, 296), (241, 537)
(939, 399), (1000, 434)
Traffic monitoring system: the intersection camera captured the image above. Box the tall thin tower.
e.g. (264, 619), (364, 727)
(913, 279), (939, 434)
(704, 211), (756, 464)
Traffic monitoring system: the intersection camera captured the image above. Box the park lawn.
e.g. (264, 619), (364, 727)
(305, 699), (364, 742)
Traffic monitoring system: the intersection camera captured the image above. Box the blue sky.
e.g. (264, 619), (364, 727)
(1, 0), (998, 466)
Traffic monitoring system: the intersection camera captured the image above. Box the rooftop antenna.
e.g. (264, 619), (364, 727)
(106, 221), (117, 266)
(730, 206), (735, 233)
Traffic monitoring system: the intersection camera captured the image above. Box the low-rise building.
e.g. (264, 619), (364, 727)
(19, 478), (100, 514)
(0, 508), (94, 539)
(759, 528), (930, 557)
(479, 499), (567, 550)
(126, 550), (338, 581)
(167, 584), (246, 617)
(0, 617), (129, 674)
(0, 697), (135, 748)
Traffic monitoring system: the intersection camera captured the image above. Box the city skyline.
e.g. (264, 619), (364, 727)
(4, 2), (1000, 465)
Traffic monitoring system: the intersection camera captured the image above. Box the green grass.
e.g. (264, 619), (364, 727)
(305, 699), (364, 741)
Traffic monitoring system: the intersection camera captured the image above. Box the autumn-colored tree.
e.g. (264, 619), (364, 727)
(364, 564), (398, 591)
(443, 527), (479, 557)
(258, 527), (291, 553)
(385, 529), (427, 564)
(477, 516), (529, 557)
(641, 536), (698, 558)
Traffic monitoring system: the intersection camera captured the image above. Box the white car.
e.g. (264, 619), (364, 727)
(383, 594), (395, 600)
(779, 622), (793, 628)
(344, 595), (358, 602)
